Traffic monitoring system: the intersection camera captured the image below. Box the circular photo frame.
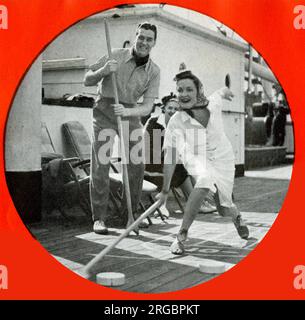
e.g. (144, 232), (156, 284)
(0, 1), (303, 300)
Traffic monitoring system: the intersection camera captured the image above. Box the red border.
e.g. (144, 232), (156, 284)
(0, 0), (305, 299)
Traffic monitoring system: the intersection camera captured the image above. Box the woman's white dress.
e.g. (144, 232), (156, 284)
(163, 91), (235, 207)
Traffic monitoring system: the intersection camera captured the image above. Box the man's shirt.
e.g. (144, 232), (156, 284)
(89, 48), (160, 105)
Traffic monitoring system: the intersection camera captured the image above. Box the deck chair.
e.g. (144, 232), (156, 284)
(62, 121), (164, 224)
(41, 122), (63, 163)
(41, 122), (91, 219)
(61, 120), (122, 215)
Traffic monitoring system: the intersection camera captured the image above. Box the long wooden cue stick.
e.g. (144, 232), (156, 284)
(83, 200), (162, 275)
(104, 19), (138, 235)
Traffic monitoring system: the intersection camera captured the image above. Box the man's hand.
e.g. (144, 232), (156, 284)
(219, 87), (234, 101)
(84, 59), (118, 86)
(103, 59), (118, 75)
(112, 103), (131, 117)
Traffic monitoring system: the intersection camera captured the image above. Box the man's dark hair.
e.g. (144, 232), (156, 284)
(136, 22), (157, 40)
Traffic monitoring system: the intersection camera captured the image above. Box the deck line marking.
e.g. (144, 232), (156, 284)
(53, 255), (84, 269)
(77, 233), (235, 270)
(55, 211), (277, 272)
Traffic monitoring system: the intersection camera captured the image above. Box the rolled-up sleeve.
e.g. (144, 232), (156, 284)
(89, 54), (108, 72)
(163, 120), (177, 150)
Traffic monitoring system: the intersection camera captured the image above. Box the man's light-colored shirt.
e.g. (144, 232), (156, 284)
(89, 48), (160, 105)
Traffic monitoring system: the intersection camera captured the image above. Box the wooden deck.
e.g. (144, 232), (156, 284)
(29, 174), (290, 293)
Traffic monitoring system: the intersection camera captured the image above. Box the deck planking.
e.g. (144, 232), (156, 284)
(29, 175), (288, 293)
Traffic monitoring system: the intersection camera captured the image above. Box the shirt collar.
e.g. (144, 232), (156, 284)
(179, 110), (203, 127)
(125, 47), (151, 71)
(125, 47), (134, 63)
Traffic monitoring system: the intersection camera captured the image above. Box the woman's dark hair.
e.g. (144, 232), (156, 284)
(174, 63), (208, 106)
(174, 70), (202, 93)
(161, 92), (178, 113)
(161, 92), (177, 106)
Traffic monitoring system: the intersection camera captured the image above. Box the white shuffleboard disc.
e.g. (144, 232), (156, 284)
(96, 272), (126, 286)
(199, 260), (226, 274)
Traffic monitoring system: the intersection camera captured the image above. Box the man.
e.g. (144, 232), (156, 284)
(271, 100), (289, 146)
(84, 22), (160, 234)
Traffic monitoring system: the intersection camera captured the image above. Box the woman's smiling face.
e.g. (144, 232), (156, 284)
(176, 78), (198, 109)
(164, 100), (179, 117)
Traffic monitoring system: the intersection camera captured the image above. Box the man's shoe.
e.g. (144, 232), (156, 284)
(232, 215), (249, 239)
(93, 220), (108, 235)
(199, 201), (217, 214)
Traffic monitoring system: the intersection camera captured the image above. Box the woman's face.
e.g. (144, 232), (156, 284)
(164, 100), (179, 118)
(176, 78), (198, 109)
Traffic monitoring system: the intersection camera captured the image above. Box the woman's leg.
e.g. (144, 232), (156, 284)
(180, 187), (210, 230)
(180, 177), (216, 213)
(171, 187), (210, 254)
(213, 189), (230, 217)
(213, 190), (249, 239)
(179, 176), (194, 198)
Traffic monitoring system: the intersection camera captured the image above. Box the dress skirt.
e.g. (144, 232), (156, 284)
(185, 134), (235, 208)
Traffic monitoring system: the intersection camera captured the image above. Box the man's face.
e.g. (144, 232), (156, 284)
(134, 28), (156, 57)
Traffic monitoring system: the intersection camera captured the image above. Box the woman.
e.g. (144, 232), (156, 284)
(156, 65), (249, 254)
(144, 93), (216, 217)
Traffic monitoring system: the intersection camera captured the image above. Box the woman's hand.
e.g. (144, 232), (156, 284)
(112, 104), (131, 117)
(155, 191), (169, 205)
(219, 87), (234, 101)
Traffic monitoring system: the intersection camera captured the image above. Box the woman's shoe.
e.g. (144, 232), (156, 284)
(170, 238), (185, 255)
(170, 229), (188, 255)
(232, 215), (249, 239)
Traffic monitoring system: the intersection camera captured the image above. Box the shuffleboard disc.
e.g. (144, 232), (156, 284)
(96, 272), (126, 286)
(199, 260), (226, 274)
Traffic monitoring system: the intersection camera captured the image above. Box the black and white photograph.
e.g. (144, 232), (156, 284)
(4, 4), (293, 293)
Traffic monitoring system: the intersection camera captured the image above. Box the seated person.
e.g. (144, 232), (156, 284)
(271, 100), (289, 146)
(144, 93), (216, 217)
